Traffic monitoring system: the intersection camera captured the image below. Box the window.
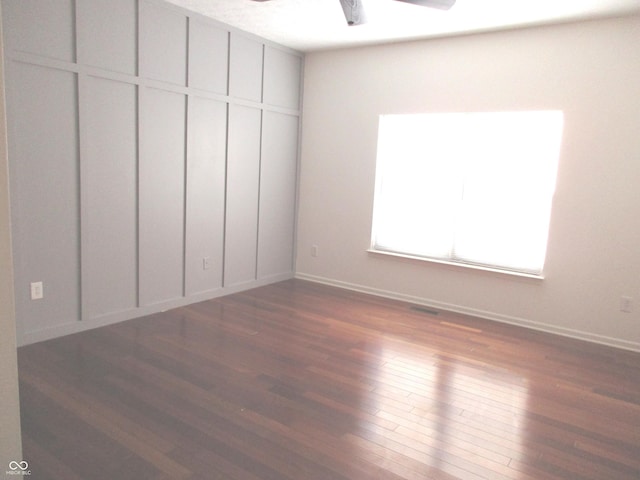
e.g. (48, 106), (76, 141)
(371, 111), (564, 276)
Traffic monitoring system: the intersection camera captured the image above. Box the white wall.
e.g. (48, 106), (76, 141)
(0, 3), (22, 466)
(296, 16), (640, 351)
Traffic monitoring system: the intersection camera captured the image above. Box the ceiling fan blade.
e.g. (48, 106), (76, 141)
(394, 0), (456, 10)
(339, 0), (367, 26)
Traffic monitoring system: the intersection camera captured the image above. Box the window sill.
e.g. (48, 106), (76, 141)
(367, 248), (545, 280)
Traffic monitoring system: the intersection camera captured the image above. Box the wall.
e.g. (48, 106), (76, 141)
(296, 16), (640, 351)
(0, 2), (22, 467)
(2, 0), (302, 345)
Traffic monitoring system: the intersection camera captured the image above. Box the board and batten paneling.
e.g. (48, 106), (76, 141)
(229, 32), (263, 102)
(80, 76), (138, 320)
(76, 0), (137, 75)
(188, 19), (229, 94)
(258, 111), (299, 279)
(225, 105), (262, 288)
(1, 0), (302, 345)
(3, 0), (75, 62)
(6, 62), (80, 336)
(139, 87), (186, 306)
(139, 0), (188, 86)
(185, 96), (227, 295)
(263, 46), (302, 110)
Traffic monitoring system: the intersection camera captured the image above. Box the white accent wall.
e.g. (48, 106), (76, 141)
(2, 0), (302, 346)
(296, 16), (640, 351)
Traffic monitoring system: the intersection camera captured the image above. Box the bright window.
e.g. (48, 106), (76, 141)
(371, 111), (564, 276)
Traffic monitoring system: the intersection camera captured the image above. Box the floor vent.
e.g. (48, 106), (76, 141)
(410, 305), (440, 316)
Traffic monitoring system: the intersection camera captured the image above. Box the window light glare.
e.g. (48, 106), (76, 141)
(372, 110), (564, 275)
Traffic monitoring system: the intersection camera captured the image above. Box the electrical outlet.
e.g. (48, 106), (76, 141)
(203, 256), (211, 270)
(620, 296), (633, 313)
(30, 281), (43, 300)
(311, 245), (318, 257)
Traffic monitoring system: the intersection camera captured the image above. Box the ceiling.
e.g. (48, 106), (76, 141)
(165, 0), (640, 51)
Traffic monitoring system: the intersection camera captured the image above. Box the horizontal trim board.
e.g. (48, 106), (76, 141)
(8, 53), (301, 117)
(294, 272), (640, 353)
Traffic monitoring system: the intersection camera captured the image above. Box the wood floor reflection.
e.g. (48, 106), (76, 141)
(18, 279), (640, 479)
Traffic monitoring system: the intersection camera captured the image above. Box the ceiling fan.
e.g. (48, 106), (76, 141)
(250, 0), (457, 26)
(340, 0), (456, 25)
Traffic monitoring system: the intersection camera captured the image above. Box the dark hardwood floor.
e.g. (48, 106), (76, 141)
(17, 279), (640, 479)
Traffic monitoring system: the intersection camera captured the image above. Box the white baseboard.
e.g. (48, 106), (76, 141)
(295, 273), (640, 353)
(19, 273), (294, 347)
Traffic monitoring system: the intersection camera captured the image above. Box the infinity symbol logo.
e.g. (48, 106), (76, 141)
(8, 461), (28, 471)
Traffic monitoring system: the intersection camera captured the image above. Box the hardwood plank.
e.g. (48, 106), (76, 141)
(18, 279), (640, 479)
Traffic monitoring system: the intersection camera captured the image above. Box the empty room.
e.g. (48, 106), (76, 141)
(1, 0), (640, 479)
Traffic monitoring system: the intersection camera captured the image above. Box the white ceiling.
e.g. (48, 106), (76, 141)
(165, 0), (640, 51)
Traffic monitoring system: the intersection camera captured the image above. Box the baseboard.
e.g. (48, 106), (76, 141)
(19, 272), (294, 347)
(295, 273), (640, 353)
